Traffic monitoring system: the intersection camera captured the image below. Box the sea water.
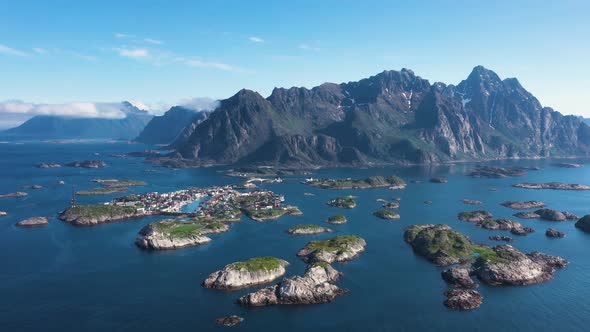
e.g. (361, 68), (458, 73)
(1, 141), (590, 331)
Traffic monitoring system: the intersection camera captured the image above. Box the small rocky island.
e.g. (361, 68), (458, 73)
(501, 200), (546, 209)
(136, 218), (229, 250)
(513, 182), (590, 190)
(297, 235), (366, 263)
(0, 192), (28, 199)
(429, 177), (448, 183)
(59, 204), (139, 226)
(287, 224), (332, 235)
(468, 165), (538, 178)
(546, 228), (566, 238)
(552, 162), (582, 168)
(202, 257), (289, 290)
(373, 210), (400, 220)
(65, 160), (107, 168)
(239, 234), (366, 307)
(462, 199), (482, 205)
(16, 217), (48, 227)
(215, 315), (244, 327)
(575, 215), (590, 232)
(458, 210), (493, 222)
(404, 224), (568, 310)
(489, 235), (513, 242)
(238, 262), (345, 307)
(304, 175), (406, 190)
(36, 162), (61, 168)
(475, 218), (533, 236)
(327, 196), (356, 209)
(0, 211), (7, 217)
(514, 208), (578, 222)
(326, 214), (347, 224)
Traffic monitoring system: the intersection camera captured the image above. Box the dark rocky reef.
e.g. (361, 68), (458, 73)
(443, 289), (483, 311)
(468, 165), (538, 178)
(501, 200), (545, 210)
(458, 210), (493, 222)
(215, 315), (244, 327)
(546, 228), (566, 238)
(441, 267), (477, 289)
(430, 177), (448, 183)
(575, 215), (590, 232)
(489, 235), (513, 242)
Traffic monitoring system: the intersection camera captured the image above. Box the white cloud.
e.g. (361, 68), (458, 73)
(115, 32), (134, 38)
(178, 97), (218, 111)
(0, 100), (128, 120)
(144, 38), (163, 45)
(117, 48), (149, 58)
(249, 36), (265, 43)
(182, 57), (235, 71)
(32, 47), (47, 54)
(0, 44), (29, 57)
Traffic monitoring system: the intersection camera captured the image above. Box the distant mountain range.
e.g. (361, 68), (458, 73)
(2, 102), (153, 139)
(166, 66), (590, 167)
(135, 106), (208, 145)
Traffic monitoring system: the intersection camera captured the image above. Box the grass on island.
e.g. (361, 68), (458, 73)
(289, 224), (322, 231)
(63, 204), (136, 218)
(404, 224), (507, 264)
(227, 256), (284, 272)
(309, 175), (406, 189)
(373, 210), (399, 219)
(327, 196), (356, 208)
(153, 219), (225, 238)
(103, 180), (147, 187)
(327, 214), (347, 222)
(303, 235), (364, 253)
(77, 186), (128, 195)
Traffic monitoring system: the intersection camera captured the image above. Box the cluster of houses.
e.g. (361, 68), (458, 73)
(110, 188), (206, 213)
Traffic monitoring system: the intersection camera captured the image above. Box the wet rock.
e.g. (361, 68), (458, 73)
(423, 200), (433, 205)
(534, 209), (566, 221)
(562, 211), (579, 220)
(382, 202), (400, 209)
(552, 162), (582, 168)
(36, 163), (61, 168)
(0, 211), (7, 217)
(468, 165), (537, 178)
(24, 185), (43, 190)
(0, 192), (28, 198)
(65, 160), (107, 168)
(545, 228), (566, 238)
(441, 267), (477, 289)
(514, 211), (540, 219)
(510, 227), (535, 236)
(430, 177), (448, 183)
(443, 289), (483, 310)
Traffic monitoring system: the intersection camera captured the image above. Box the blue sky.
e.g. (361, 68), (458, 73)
(0, 0), (588, 123)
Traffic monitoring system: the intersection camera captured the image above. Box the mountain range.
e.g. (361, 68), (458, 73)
(135, 106), (208, 145)
(165, 66), (590, 167)
(2, 102), (153, 139)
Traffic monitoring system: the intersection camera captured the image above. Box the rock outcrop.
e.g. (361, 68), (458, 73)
(458, 210), (493, 222)
(287, 224), (332, 235)
(203, 257), (289, 290)
(489, 235), (513, 242)
(135, 219), (229, 250)
(443, 289), (483, 311)
(430, 177), (448, 183)
(474, 245), (568, 286)
(65, 160), (107, 168)
(215, 315), (244, 327)
(36, 163), (61, 168)
(237, 263), (345, 306)
(546, 228), (566, 238)
(16, 217), (48, 227)
(513, 182), (590, 190)
(404, 224), (477, 266)
(59, 204), (139, 226)
(468, 166), (538, 178)
(501, 200), (545, 210)
(462, 199), (482, 205)
(296, 235), (366, 263)
(441, 267), (477, 289)
(575, 215), (590, 232)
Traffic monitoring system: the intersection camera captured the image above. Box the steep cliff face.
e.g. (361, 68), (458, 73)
(170, 66), (590, 167)
(136, 106), (207, 145)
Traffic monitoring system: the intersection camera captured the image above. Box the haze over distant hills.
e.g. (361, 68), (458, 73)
(165, 66), (590, 167)
(1, 102), (153, 139)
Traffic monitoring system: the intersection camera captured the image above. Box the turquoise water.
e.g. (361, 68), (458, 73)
(1, 141), (590, 331)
